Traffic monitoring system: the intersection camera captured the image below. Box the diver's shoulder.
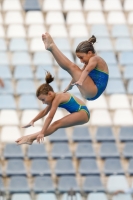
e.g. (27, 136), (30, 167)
(90, 55), (100, 61)
(56, 92), (71, 99)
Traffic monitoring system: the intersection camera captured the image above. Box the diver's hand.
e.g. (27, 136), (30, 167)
(22, 121), (34, 128)
(63, 85), (73, 93)
(72, 80), (82, 86)
(37, 133), (44, 143)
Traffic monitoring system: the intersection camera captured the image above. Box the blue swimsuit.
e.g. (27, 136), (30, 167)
(58, 94), (90, 120)
(87, 68), (109, 101)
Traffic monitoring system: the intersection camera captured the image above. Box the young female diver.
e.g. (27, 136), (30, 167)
(42, 33), (109, 101)
(15, 72), (90, 145)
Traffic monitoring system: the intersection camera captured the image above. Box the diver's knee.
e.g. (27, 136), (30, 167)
(52, 120), (61, 129)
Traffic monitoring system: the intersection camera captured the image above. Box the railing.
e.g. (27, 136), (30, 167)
(67, 189), (77, 200)
(0, 191), (5, 200)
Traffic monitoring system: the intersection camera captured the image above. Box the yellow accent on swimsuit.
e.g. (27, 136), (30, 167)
(59, 94), (90, 120)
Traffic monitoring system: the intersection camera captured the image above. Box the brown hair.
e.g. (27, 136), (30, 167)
(36, 71), (54, 97)
(76, 35), (96, 54)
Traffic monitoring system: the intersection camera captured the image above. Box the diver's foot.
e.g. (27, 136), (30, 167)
(42, 32), (54, 51)
(15, 136), (34, 145)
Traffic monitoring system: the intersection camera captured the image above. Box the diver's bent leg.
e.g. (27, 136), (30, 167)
(42, 33), (79, 74)
(43, 111), (89, 137)
(42, 33), (97, 99)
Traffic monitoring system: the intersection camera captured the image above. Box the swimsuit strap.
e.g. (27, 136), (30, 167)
(78, 105), (81, 111)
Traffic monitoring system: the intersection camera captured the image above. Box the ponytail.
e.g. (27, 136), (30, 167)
(88, 35), (96, 45)
(36, 71), (54, 97)
(45, 71), (54, 84)
(76, 35), (96, 54)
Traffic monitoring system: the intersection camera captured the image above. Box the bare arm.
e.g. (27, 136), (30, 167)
(63, 78), (74, 93)
(32, 105), (51, 123)
(22, 105), (51, 128)
(81, 64), (87, 71)
(37, 97), (60, 143)
(73, 57), (97, 86)
(64, 64), (86, 91)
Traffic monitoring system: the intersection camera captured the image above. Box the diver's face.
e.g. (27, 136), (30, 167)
(76, 51), (93, 64)
(38, 92), (53, 105)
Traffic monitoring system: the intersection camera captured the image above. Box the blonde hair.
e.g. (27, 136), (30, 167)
(76, 35), (96, 54)
(36, 71), (54, 97)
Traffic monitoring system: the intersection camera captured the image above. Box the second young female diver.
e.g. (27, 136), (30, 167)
(42, 33), (109, 101)
(16, 72), (90, 145)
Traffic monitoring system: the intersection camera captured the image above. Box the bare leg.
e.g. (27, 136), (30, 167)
(42, 33), (73, 72)
(16, 111), (89, 145)
(42, 33), (97, 99)
(43, 110), (89, 136)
